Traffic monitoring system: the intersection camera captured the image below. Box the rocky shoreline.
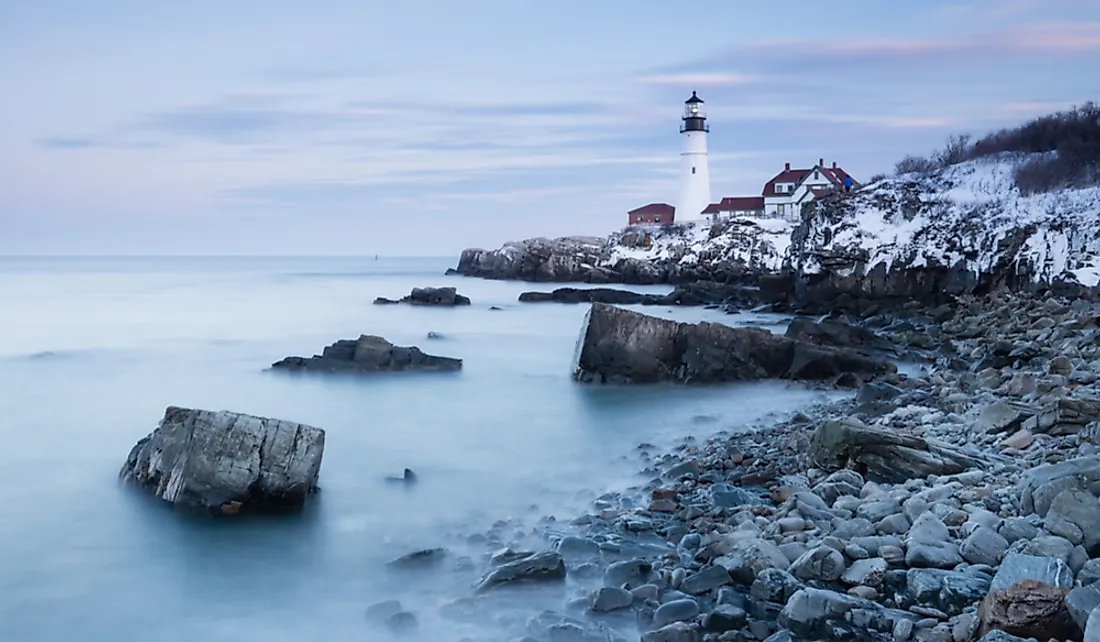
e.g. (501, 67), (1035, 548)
(374, 290), (1100, 642)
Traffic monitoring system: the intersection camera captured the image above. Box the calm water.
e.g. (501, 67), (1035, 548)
(0, 256), (836, 642)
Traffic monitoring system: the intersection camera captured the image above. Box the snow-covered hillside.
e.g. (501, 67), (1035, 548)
(453, 154), (1100, 296)
(794, 155), (1100, 287)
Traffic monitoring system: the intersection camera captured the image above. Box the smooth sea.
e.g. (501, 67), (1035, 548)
(0, 256), (839, 641)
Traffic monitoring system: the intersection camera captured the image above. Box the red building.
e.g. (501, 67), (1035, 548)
(627, 203), (675, 226)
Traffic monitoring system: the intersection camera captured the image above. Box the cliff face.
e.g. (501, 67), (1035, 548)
(451, 155), (1100, 306)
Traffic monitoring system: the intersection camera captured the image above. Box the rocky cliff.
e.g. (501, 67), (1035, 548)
(452, 155), (1100, 309)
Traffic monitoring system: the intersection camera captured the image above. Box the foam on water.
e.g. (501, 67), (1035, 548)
(0, 256), (836, 641)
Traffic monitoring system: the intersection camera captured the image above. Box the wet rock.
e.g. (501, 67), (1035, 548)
(119, 406), (325, 515)
(711, 484), (766, 508)
(1044, 489), (1100, 552)
(778, 588), (882, 639)
(789, 546), (846, 582)
(904, 569), (992, 617)
(809, 419), (983, 484)
(1068, 582), (1100, 631)
(680, 566), (732, 595)
(959, 526), (1008, 566)
(704, 604), (748, 633)
(750, 568), (804, 605)
(271, 335), (462, 373)
(589, 587), (634, 612)
(842, 558), (888, 587)
(1088, 606), (1100, 642)
(475, 552), (566, 591)
(641, 621), (700, 642)
(653, 599), (701, 628)
(572, 303), (888, 384)
(1018, 455), (1100, 515)
(1081, 559), (1100, 587)
(375, 286), (471, 306)
(905, 513), (963, 569)
(990, 553), (1073, 590)
(519, 287), (662, 305)
(365, 599), (403, 622)
(812, 469), (865, 505)
(978, 579), (1076, 641)
(385, 611), (418, 634)
(385, 468), (418, 484)
(387, 547), (447, 569)
(715, 539), (791, 584)
(605, 559), (652, 588)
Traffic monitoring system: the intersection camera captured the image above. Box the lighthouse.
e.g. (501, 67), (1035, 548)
(676, 91), (711, 224)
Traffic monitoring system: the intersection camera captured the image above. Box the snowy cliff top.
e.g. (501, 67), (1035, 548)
(604, 218), (793, 273)
(795, 154), (1100, 286)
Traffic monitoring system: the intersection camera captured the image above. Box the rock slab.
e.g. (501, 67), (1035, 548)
(119, 406), (325, 515)
(572, 303), (888, 384)
(271, 335), (461, 373)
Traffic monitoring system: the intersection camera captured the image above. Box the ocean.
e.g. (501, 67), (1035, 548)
(0, 256), (838, 642)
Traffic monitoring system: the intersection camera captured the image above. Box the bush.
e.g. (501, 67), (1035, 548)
(891, 103), (1100, 192)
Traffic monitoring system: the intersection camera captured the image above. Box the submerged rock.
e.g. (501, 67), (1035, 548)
(374, 286), (471, 306)
(572, 303), (889, 384)
(119, 406), (325, 515)
(475, 552), (566, 591)
(271, 335), (461, 373)
(519, 287), (663, 305)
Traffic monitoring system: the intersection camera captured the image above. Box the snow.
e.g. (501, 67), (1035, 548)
(599, 154), (1100, 288)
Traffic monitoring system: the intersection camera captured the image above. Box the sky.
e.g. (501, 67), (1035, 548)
(1, 0), (1099, 256)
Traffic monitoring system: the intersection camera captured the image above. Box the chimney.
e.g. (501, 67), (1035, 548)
(832, 161), (837, 169)
(818, 158), (824, 167)
(784, 162), (791, 171)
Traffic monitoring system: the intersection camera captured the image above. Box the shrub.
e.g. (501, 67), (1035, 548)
(895, 155), (937, 175)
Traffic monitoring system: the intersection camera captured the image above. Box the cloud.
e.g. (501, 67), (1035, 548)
(37, 137), (98, 149)
(635, 73), (756, 87)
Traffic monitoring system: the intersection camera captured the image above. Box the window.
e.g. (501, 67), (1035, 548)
(814, 170), (819, 180)
(777, 204), (786, 215)
(654, 216), (661, 223)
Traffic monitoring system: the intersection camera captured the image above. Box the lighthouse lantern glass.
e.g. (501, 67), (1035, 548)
(684, 103), (705, 119)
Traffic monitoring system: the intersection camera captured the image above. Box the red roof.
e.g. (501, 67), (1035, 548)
(763, 163), (858, 196)
(627, 203), (675, 215)
(704, 196), (765, 213)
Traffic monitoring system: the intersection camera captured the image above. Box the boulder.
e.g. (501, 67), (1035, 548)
(475, 552), (566, 591)
(572, 303), (889, 384)
(808, 419), (983, 484)
(119, 406), (324, 515)
(1068, 581), (1100, 631)
(588, 587), (633, 612)
(1044, 489), (1100, 553)
(978, 580), (1077, 641)
(1018, 455), (1100, 516)
(778, 588), (888, 640)
(905, 513), (963, 569)
(903, 568), (992, 616)
(641, 622), (700, 642)
(991, 553), (1074, 590)
(271, 335), (461, 373)
(518, 287), (663, 305)
(374, 286), (471, 306)
(784, 317), (898, 355)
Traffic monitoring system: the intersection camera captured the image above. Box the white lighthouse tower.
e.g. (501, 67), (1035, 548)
(676, 91), (711, 224)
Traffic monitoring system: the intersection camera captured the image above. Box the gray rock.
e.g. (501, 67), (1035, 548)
(714, 538), (790, 584)
(605, 558), (652, 588)
(1045, 489), (1100, 552)
(571, 303), (887, 384)
(1018, 455), (1100, 515)
(974, 400), (1035, 434)
(998, 517), (1039, 543)
(841, 558), (888, 587)
(809, 419), (983, 484)
(904, 568), (991, 616)
(749, 568), (803, 604)
(703, 604), (747, 632)
(990, 553), (1073, 590)
(642, 622), (700, 642)
(859, 499), (903, 523)
(653, 599), (701, 628)
(813, 469), (865, 505)
(119, 406), (325, 514)
(632, 584), (661, 602)
(589, 587), (634, 612)
(789, 546), (846, 582)
(878, 513), (912, 534)
(778, 588), (880, 639)
(711, 484), (765, 508)
(1080, 559), (1100, 587)
(387, 548), (448, 569)
(365, 599), (403, 622)
(384, 611), (418, 634)
(680, 566), (732, 595)
(1088, 606), (1100, 642)
(959, 526), (1008, 566)
(905, 513), (962, 569)
(475, 552), (566, 591)
(271, 334), (462, 373)
(1067, 581), (1100, 631)
(377, 286), (472, 306)
(976, 631), (1031, 642)
(1020, 535), (1075, 564)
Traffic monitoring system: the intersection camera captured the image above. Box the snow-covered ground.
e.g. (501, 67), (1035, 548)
(602, 154), (1100, 287)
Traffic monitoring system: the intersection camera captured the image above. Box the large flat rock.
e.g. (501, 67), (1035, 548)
(571, 303), (889, 384)
(272, 335), (461, 373)
(119, 406), (325, 515)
